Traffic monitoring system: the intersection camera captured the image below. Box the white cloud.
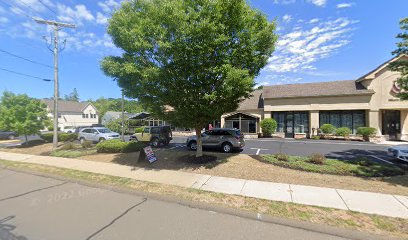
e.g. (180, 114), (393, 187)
(273, 0), (296, 4)
(282, 14), (292, 23)
(309, 18), (319, 24)
(12, 0), (55, 13)
(0, 17), (9, 24)
(336, 3), (354, 9)
(57, 4), (94, 25)
(98, 0), (120, 13)
(96, 12), (108, 25)
(306, 0), (326, 7)
(265, 17), (358, 74)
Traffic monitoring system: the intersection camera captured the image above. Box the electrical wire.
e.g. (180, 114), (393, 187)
(15, 0), (47, 19)
(0, 67), (52, 81)
(37, 0), (57, 16)
(0, 48), (52, 68)
(0, 0), (33, 19)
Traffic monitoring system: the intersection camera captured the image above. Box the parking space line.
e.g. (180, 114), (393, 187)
(256, 149), (260, 155)
(369, 155), (394, 165)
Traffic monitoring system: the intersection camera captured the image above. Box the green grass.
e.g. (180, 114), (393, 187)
(261, 155), (405, 177)
(50, 148), (97, 158)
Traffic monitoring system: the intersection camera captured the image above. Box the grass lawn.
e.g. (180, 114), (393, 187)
(0, 159), (407, 239)
(50, 148), (97, 158)
(261, 154), (405, 177)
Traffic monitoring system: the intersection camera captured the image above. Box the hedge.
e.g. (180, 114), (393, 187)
(320, 124), (336, 134)
(335, 127), (352, 137)
(40, 133), (78, 142)
(96, 139), (145, 153)
(357, 127), (377, 139)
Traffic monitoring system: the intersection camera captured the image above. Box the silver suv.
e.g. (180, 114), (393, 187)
(78, 127), (120, 143)
(186, 128), (245, 153)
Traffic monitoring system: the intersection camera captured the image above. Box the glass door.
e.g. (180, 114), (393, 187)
(382, 110), (401, 140)
(285, 112), (294, 138)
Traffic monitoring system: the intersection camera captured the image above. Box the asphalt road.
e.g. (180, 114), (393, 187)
(0, 169), (356, 240)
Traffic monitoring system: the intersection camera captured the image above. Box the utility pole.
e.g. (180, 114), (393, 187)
(121, 90), (125, 141)
(34, 19), (75, 149)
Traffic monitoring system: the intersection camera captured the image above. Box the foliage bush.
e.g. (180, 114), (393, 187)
(135, 127), (144, 133)
(356, 127), (377, 139)
(335, 127), (352, 137)
(274, 153), (288, 161)
(311, 135), (321, 140)
(105, 118), (129, 134)
(81, 140), (93, 149)
(96, 139), (145, 153)
(40, 133), (78, 142)
(308, 153), (326, 165)
(260, 118), (277, 136)
(320, 124), (336, 134)
(60, 142), (76, 150)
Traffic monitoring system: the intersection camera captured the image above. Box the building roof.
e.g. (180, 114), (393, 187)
(356, 54), (408, 82)
(237, 89), (264, 110)
(42, 99), (93, 113)
(262, 80), (374, 99)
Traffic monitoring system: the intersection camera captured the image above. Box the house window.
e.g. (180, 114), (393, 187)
(82, 114), (86, 118)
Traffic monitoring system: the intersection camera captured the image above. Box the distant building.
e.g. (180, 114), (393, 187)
(42, 99), (99, 130)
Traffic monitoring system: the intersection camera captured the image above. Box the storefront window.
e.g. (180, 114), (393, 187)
(320, 110), (365, 134)
(225, 113), (258, 133)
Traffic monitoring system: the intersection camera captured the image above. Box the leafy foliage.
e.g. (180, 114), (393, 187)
(96, 139), (145, 153)
(105, 117), (129, 134)
(81, 140), (93, 149)
(40, 133), (78, 142)
(0, 91), (49, 140)
(101, 0), (277, 156)
(356, 127), (377, 139)
(89, 97), (144, 122)
(260, 118), (277, 136)
(320, 124), (336, 134)
(388, 17), (408, 100)
(64, 88), (80, 102)
(335, 127), (352, 137)
(274, 153), (288, 161)
(308, 153), (326, 165)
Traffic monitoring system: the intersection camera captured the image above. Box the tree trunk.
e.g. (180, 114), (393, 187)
(25, 134), (28, 143)
(195, 127), (203, 158)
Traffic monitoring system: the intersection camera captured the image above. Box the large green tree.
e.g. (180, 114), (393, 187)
(64, 88), (80, 102)
(101, 0), (277, 157)
(388, 17), (408, 100)
(0, 91), (49, 142)
(89, 97), (145, 123)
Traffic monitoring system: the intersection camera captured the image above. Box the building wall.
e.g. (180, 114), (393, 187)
(47, 104), (99, 130)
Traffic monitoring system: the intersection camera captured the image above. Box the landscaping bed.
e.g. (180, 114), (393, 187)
(261, 154), (405, 177)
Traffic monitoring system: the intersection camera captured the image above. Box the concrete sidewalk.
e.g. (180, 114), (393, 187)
(0, 151), (407, 219)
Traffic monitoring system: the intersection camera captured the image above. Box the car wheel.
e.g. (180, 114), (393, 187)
(99, 137), (106, 143)
(151, 138), (160, 148)
(189, 141), (197, 150)
(8, 135), (15, 140)
(221, 142), (233, 153)
(79, 137), (85, 144)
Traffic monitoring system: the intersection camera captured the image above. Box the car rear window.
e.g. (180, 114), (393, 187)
(235, 130), (242, 136)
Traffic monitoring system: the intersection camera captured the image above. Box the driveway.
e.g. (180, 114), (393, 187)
(0, 169), (359, 240)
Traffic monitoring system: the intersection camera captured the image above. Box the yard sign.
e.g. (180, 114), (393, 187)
(143, 146), (157, 163)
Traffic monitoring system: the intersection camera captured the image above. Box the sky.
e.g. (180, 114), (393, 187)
(0, 0), (407, 101)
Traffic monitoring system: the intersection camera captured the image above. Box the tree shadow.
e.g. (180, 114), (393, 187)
(0, 216), (28, 240)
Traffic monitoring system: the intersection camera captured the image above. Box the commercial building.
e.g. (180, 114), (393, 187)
(221, 55), (408, 141)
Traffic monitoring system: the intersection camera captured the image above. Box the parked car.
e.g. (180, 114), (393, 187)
(63, 127), (75, 133)
(130, 126), (172, 147)
(186, 128), (245, 153)
(388, 145), (408, 162)
(78, 127), (120, 143)
(0, 130), (18, 140)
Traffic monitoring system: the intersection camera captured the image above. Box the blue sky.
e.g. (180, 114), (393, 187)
(0, 0), (407, 101)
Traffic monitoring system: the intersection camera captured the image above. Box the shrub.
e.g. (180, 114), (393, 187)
(308, 153), (326, 165)
(320, 124), (336, 134)
(96, 139), (145, 153)
(81, 140), (93, 149)
(40, 133), (53, 142)
(274, 153), (288, 161)
(105, 118), (129, 134)
(356, 127), (377, 140)
(60, 142), (76, 150)
(135, 127), (144, 133)
(311, 135), (321, 140)
(335, 127), (352, 137)
(260, 118), (277, 137)
(40, 133), (78, 142)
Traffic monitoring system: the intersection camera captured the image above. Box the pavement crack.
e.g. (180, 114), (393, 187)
(86, 198), (147, 240)
(0, 182), (67, 202)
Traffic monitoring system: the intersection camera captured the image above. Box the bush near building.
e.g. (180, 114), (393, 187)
(40, 133), (78, 142)
(357, 127), (377, 140)
(335, 127), (352, 137)
(96, 139), (145, 153)
(320, 124), (336, 134)
(260, 118), (277, 137)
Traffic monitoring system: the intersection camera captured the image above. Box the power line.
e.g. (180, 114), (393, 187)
(37, 0), (57, 16)
(15, 0), (47, 19)
(0, 0), (33, 19)
(0, 48), (53, 68)
(0, 67), (51, 81)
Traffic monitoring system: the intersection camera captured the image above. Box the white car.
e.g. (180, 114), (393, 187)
(63, 127), (76, 133)
(388, 145), (408, 162)
(78, 127), (120, 143)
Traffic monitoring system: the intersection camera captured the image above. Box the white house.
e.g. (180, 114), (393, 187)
(42, 99), (99, 130)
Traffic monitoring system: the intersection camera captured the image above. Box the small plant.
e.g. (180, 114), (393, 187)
(308, 153), (326, 165)
(60, 142), (76, 150)
(81, 140), (93, 149)
(335, 127), (352, 137)
(356, 127), (377, 141)
(260, 118), (277, 137)
(311, 135), (320, 140)
(320, 124), (336, 134)
(96, 139), (145, 153)
(135, 127), (144, 133)
(274, 153), (288, 161)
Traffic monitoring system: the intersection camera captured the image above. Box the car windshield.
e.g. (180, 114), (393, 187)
(97, 128), (111, 133)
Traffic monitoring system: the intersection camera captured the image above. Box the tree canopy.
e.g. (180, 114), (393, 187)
(388, 17), (408, 100)
(101, 0), (277, 156)
(0, 91), (49, 141)
(89, 97), (145, 122)
(64, 88), (80, 102)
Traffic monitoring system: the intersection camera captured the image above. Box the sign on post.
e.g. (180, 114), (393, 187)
(143, 146), (157, 163)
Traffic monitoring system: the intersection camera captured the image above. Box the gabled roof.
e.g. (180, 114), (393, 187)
(263, 80), (374, 99)
(237, 89), (264, 110)
(356, 54), (408, 82)
(42, 99), (96, 113)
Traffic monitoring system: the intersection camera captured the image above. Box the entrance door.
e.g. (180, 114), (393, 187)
(382, 110), (401, 140)
(285, 112), (294, 138)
